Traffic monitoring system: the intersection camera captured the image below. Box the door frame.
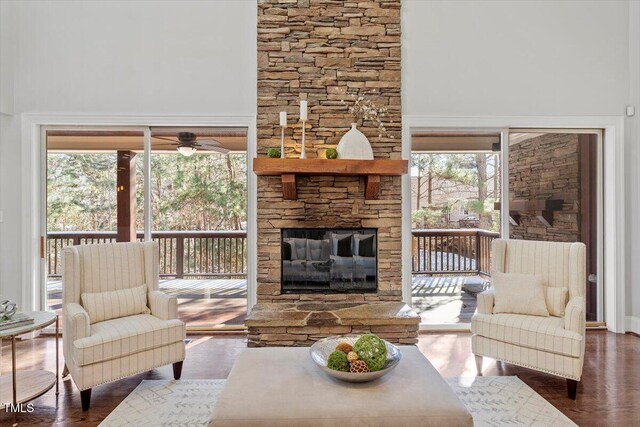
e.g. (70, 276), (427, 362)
(401, 115), (626, 333)
(22, 113), (258, 314)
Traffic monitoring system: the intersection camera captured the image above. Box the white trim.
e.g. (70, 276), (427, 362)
(401, 119), (412, 306)
(499, 129), (510, 238)
(246, 116), (258, 310)
(626, 316), (640, 335)
(143, 128), (152, 241)
(401, 115), (626, 333)
(22, 113), (258, 314)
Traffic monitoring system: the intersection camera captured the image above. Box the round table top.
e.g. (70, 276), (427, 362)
(0, 370), (57, 408)
(0, 311), (56, 338)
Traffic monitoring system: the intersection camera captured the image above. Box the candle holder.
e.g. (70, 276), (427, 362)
(280, 125), (286, 158)
(300, 119), (307, 159)
(279, 111), (287, 158)
(299, 98), (308, 159)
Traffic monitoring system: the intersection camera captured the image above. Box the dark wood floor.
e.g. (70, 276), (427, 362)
(1, 331), (639, 426)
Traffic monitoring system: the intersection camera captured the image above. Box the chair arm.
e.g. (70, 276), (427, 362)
(149, 290), (178, 320)
(476, 287), (495, 314)
(64, 303), (90, 340)
(564, 296), (585, 335)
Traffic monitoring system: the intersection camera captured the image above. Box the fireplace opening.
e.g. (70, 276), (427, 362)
(281, 228), (378, 294)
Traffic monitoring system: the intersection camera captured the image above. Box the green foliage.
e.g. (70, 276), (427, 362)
(47, 152), (247, 232)
(353, 334), (387, 372)
(411, 152), (500, 232)
(325, 148), (338, 159)
(327, 350), (350, 372)
(412, 208), (444, 228)
(267, 148), (281, 158)
(47, 154), (118, 231)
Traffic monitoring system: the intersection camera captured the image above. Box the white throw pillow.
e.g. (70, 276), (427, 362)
(544, 286), (569, 317)
(492, 272), (549, 317)
(306, 239), (330, 261)
(284, 238), (307, 260)
(81, 284), (150, 323)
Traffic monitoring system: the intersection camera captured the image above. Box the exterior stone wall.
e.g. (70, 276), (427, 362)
(509, 134), (581, 242)
(256, 0), (402, 304)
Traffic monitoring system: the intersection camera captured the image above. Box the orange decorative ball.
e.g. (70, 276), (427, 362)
(336, 342), (353, 354)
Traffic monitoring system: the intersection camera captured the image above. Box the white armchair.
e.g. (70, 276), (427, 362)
(62, 241), (186, 410)
(471, 239), (586, 399)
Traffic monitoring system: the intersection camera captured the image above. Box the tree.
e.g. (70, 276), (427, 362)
(411, 153), (500, 231)
(48, 152), (247, 232)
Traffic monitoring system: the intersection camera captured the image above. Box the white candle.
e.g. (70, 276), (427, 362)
(300, 100), (308, 121)
(279, 111), (287, 127)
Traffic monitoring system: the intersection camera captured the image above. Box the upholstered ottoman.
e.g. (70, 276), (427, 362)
(210, 346), (472, 427)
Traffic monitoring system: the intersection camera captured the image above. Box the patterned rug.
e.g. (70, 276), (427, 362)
(99, 380), (225, 427)
(446, 376), (576, 426)
(100, 376), (576, 427)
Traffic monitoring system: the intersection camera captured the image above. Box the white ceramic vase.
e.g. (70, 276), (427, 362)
(336, 123), (374, 160)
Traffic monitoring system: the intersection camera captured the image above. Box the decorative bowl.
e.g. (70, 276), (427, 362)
(310, 335), (402, 383)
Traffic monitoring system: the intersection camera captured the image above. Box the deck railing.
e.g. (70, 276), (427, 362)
(47, 230), (247, 279)
(412, 229), (499, 276)
(48, 228), (497, 280)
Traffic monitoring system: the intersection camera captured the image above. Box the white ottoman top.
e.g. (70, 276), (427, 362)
(210, 346), (472, 427)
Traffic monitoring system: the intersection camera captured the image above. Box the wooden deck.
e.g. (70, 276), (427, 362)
(48, 275), (483, 327)
(411, 275), (488, 324)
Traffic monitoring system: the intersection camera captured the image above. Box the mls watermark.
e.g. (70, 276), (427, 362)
(3, 403), (35, 413)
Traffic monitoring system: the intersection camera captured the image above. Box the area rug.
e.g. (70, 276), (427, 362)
(100, 376), (576, 427)
(99, 379), (225, 427)
(446, 376), (577, 426)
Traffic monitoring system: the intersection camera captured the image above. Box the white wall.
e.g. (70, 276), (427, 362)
(0, 0), (257, 308)
(403, 0), (629, 116)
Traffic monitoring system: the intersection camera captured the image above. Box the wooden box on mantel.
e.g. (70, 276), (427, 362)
(253, 158), (408, 200)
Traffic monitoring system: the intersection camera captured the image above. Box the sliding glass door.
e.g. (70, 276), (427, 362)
(409, 128), (604, 326)
(409, 133), (502, 325)
(44, 127), (249, 329)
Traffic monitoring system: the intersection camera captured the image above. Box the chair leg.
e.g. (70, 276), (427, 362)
(81, 388), (92, 411)
(173, 361), (184, 380)
(567, 379), (578, 399)
(474, 355), (483, 376)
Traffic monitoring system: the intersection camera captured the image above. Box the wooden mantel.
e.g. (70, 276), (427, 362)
(253, 158), (408, 200)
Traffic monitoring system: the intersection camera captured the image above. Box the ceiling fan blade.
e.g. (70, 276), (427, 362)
(198, 145), (230, 155)
(197, 138), (222, 146)
(153, 135), (178, 143)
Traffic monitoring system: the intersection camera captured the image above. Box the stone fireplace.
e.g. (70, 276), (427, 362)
(246, 0), (419, 346)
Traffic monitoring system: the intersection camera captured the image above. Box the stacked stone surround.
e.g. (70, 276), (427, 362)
(509, 134), (581, 242)
(249, 0), (418, 346)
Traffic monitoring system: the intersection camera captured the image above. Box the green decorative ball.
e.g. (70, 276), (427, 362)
(267, 148), (281, 158)
(327, 350), (350, 372)
(353, 334), (387, 372)
(325, 148), (338, 159)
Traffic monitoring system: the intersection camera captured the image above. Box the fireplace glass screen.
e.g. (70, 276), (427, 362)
(281, 228), (377, 293)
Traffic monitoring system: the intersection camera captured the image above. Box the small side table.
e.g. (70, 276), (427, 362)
(0, 311), (59, 421)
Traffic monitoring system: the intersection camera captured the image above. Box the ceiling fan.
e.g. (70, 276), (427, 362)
(153, 131), (230, 156)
